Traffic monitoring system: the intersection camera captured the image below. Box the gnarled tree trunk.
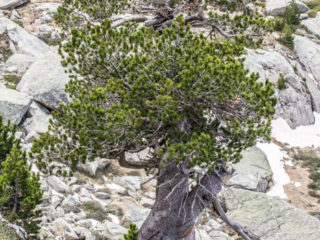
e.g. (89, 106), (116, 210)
(138, 162), (222, 240)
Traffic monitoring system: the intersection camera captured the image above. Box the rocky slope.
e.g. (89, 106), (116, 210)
(0, 0), (320, 239)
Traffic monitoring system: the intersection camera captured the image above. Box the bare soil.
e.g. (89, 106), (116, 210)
(284, 160), (320, 213)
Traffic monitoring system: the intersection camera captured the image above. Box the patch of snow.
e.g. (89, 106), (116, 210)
(271, 113), (320, 147)
(257, 142), (290, 199)
(285, 160), (294, 167)
(294, 182), (301, 187)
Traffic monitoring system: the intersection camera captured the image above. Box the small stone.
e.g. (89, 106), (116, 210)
(61, 195), (81, 213)
(39, 24), (52, 32)
(10, 10), (20, 20)
(56, 207), (65, 217)
(41, 14), (53, 22)
(96, 192), (110, 200)
(105, 183), (127, 195)
(272, 32), (280, 40)
(51, 194), (62, 208)
(103, 221), (127, 239)
(113, 176), (141, 191)
(141, 198), (154, 208)
(34, 18), (42, 24)
(5, 66), (18, 73)
(107, 213), (120, 224)
(74, 227), (95, 240)
(78, 187), (91, 197)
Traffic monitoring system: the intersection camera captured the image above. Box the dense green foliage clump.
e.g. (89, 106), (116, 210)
(0, 116), (18, 169)
(0, 117), (42, 235)
(120, 223), (139, 240)
(277, 74), (287, 90)
(55, 0), (129, 30)
(278, 24), (295, 49)
(274, 1), (300, 48)
(31, 13), (276, 175)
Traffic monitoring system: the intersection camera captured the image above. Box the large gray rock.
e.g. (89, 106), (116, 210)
(0, 87), (32, 124)
(244, 49), (314, 128)
(0, 18), (50, 57)
(46, 176), (71, 194)
(277, 83), (314, 128)
(244, 49), (294, 84)
(122, 199), (150, 228)
(5, 54), (35, 75)
(196, 229), (233, 240)
(305, 74), (320, 112)
(266, 0), (309, 16)
(77, 158), (110, 177)
(17, 49), (69, 110)
(294, 36), (320, 114)
(113, 176), (141, 191)
(301, 13), (320, 38)
(22, 101), (51, 142)
(34, 3), (61, 13)
(0, 0), (29, 9)
(224, 188), (320, 240)
(229, 147), (272, 192)
(294, 36), (320, 83)
(105, 183), (127, 195)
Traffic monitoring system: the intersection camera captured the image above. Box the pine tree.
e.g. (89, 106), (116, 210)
(0, 116), (18, 171)
(31, 1), (277, 239)
(120, 223), (139, 240)
(0, 144), (43, 235)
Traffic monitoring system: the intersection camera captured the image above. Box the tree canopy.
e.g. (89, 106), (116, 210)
(31, 0), (277, 239)
(31, 15), (276, 175)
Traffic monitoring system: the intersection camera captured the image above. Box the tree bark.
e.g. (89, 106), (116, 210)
(138, 162), (222, 240)
(12, 179), (19, 214)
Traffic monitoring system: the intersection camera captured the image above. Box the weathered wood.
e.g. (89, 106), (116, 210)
(138, 161), (223, 240)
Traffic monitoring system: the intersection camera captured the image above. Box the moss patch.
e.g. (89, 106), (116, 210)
(3, 75), (22, 88)
(0, 221), (20, 240)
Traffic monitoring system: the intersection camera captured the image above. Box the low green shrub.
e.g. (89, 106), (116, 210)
(279, 24), (294, 49)
(277, 74), (287, 90)
(12, 20), (23, 28)
(284, 1), (300, 26)
(0, 144), (43, 235)
(3, 75), (22, 86)
(0, 117), (43, 235)
(305, 0), (320, 9)
(308, 10), (318, 18)
(119, 223), (139, 240)
(82, 201), (107, 221)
